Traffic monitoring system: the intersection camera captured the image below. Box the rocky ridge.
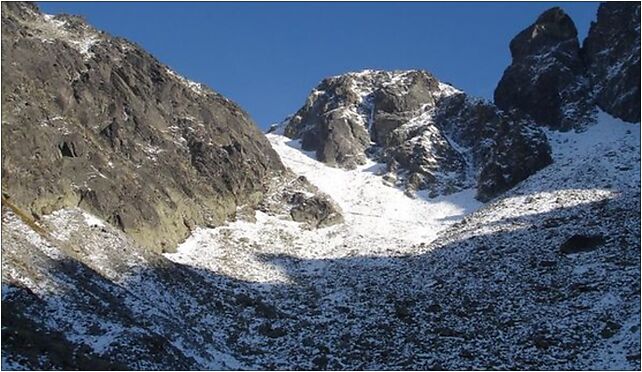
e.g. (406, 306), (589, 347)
(494, 7), (595, 131)
(279, 70), (552, 201)
(0, 2), (343, 252)
(495, 3), (640, 129)
(583, 2), (641, 123)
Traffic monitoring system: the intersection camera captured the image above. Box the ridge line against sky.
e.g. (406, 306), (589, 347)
(38, 1), (600, 129)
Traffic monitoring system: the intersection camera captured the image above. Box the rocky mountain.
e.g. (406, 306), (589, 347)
(584, 2), (641, 123)
(495, 3), (641, 128)
(281, 3), (640, 201)
(1, 2), (306, 253)
(278, 70), (552, 201)
(1, 2), (640, 371)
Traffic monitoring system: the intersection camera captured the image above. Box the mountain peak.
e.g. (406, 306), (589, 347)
(496, 6), (592, 131)
(509, 6), (579, 60)
(282, 68), (551, 201)
(496, 2), (640, 129)
(583, 2), (641, 122)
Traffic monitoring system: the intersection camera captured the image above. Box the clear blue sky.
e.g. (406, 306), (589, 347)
(38, 2), (600, 129)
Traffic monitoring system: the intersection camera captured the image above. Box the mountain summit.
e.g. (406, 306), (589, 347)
(583, 2), (641, 123)
(494, 7), (595, 130)
(278, 69), (552, 201)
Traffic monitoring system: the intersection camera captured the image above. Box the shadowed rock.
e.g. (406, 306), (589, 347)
(494, 7), (595, 131)
(559, 234), (605, 254)
(583, 2), (641, 123)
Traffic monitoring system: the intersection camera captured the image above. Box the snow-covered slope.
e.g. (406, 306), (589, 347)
(163, 111), (639, 369)
(2, 106), (639, 370)
(166, 133), (482, 283)
(420, 111), (640, 369)
(1, 206), (246, 370)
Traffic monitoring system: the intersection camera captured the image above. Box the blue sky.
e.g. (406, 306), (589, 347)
(38, 2), (600, 129)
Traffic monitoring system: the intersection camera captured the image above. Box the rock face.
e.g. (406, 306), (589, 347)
(583, 2), (641, 123)
(283, 70), (456, 170)
(435, 94), (552, 201)
(494, 7), (595, 130)
(284, 71), (389, 169)
(496, 4), (641, 128)
(283, 70), (552, 201)
(1, 2), (286, 252)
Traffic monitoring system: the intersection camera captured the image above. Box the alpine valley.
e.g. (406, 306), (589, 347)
(1, 2), (640, 370)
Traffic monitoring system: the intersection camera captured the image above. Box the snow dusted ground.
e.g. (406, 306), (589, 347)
(418, 112), (640, 369)
(163, 110), (639, 369)
(168, 109), (638, 282)
(2, 110), (639, 370)
(1, 207), (246, 370)
(166, 132), (482, 283)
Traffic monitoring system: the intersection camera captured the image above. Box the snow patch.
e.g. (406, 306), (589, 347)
(166, 131), (483, 284)
(165, 68), (208, 96)
(38, 13), (101, 60)
(83, 212), (105, 228)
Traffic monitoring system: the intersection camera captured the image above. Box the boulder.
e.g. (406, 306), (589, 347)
(289, 192), (344, 228)
(258, 174), (344, 228)
(559, 234), (605, 254)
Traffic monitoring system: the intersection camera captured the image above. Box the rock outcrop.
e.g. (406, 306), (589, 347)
(284, 71), (387, 170)
(494, 7), (595, 131)
(1, 2), (286, 252)
(495, 4), (640, 128)
(257, 174), (344, 228)
(435, 94), (552, 201)
(288, 192), (344, 228)
(283, 70), (552, 201)
(583, 2), (641, 123)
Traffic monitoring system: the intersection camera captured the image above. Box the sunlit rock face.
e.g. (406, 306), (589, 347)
(283, 70), (552, 201)
(1, 1), (286, 253)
